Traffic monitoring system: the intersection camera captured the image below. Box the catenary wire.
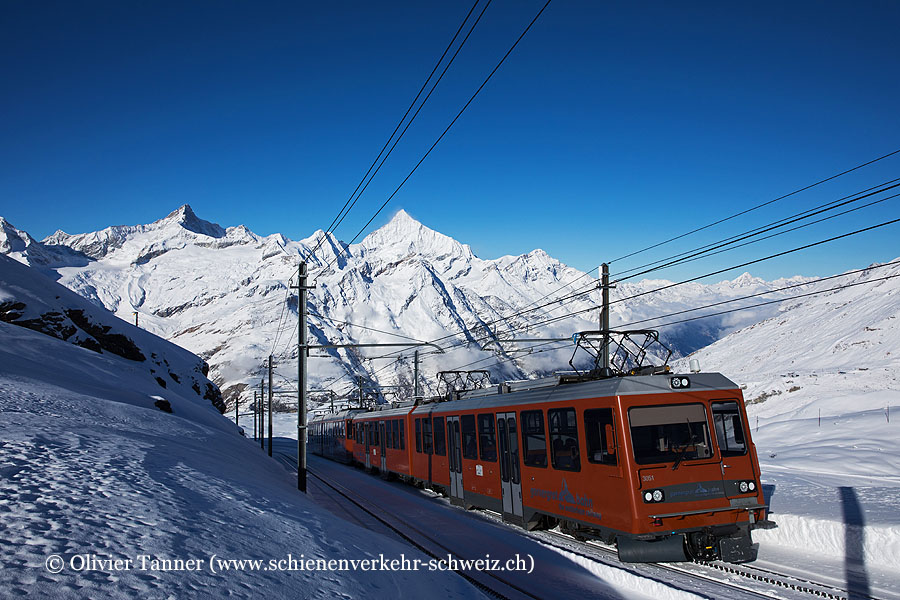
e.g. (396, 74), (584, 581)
(314, 0), (554, 282)
(606, 147), (900, 266)
(307, 1), (481, 260)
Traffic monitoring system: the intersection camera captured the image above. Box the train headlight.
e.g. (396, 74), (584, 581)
(739, 481), (749, 493)
(669, 377), (690, 389)
(748, 481), (756, 492)
(643, 489), (664, 503)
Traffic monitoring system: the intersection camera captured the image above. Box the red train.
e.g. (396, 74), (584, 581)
(309, 369), (769, 563)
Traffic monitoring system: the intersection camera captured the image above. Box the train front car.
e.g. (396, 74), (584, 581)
(616, 372), (766, 563)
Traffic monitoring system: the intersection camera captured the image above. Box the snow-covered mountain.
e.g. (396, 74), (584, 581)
(0, 207), (813, 407)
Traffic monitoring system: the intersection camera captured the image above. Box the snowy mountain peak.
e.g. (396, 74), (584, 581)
(0, 217), (33, 254)
(359, 209), (475, 263)
(0, 217), (75, 267)
(159, 204), (226, 238)
(729, 272), (766, 287)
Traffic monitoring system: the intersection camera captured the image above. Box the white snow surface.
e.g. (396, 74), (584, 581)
(0, 320), (481, 599)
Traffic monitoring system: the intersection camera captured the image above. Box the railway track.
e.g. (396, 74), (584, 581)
(276, 451), (542, 600)
(275, 451), (836, 600)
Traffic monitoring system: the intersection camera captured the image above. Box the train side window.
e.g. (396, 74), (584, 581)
(374, 422), (380, 446)
(585, 408), (617, 466)
(712, 401), (748, 457)
(521, 410), (547, 468)
(423, 418), (433, 454)
(433, 417), (446, 456)
(415, 418), (422, 453)
(461, 415), (478, 460)
(549, 408), (581, 472)
(392, 420), (399, 449)
(386, 421), (393, 450)
(478, 414), (497, 462)
(400, 422), (405, 450)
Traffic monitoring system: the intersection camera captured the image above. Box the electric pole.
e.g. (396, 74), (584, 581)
(414, 350), (420, 397)
(601, 263), (610, 372)
(260, 377), (265, 450)
(290, 261), (314, 492)
(253, 391), (258, 441)
(268, 354), (274, 457)
(133, 311), (139, 328)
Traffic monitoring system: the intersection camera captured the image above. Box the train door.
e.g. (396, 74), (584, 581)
(379, 420), (387, 473)
(497, 412), (524, 519)
(446, 416), (464, 505)
(711, 400), (756, 495)
(364, 422), (371, 470)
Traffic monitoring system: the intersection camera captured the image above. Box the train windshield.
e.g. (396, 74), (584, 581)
(628, 404), (712, 465)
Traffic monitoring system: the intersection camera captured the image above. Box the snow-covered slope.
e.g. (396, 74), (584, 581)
(0, 253), (224, 414)
(0, 321), (478, 599)
(1, 208), (810, 407)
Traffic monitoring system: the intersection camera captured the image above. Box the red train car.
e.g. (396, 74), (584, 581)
(310, 370), (769, 563)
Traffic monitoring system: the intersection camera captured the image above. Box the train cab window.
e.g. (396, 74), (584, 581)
(423, 418), (433, 454)
(549, 408), (581, 471)
(477, 414), (497, 462)
(585, 408), (617, 466)
(629, 404), (712, 466)
(415, 419), (422, 453)
(461, 415), (478, 460)
(521, 410), (547, 468)
(433, 417), (446, 456)
(711, 401), (748, 457)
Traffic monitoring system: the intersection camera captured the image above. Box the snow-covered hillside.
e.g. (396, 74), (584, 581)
(0, 208), (811, 407)
(0, 253), (224, 414)
(0, 321), (479, 599)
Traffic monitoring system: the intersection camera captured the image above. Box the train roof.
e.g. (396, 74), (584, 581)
(325, 372), (740, 422)
(416, 371), (740, 414)
(309, 408), (367, 422)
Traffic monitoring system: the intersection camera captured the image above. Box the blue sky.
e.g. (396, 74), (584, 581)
(1, 0), (898, 281)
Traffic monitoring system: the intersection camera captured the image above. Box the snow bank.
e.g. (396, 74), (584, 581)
(755, 513), (900, 571)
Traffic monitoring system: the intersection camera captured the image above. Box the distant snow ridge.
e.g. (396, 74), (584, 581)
(675, 257), (900, 403)
(1, 207), (811, 406)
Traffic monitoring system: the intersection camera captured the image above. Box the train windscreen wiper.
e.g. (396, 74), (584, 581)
(671, 419), (699, 471)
